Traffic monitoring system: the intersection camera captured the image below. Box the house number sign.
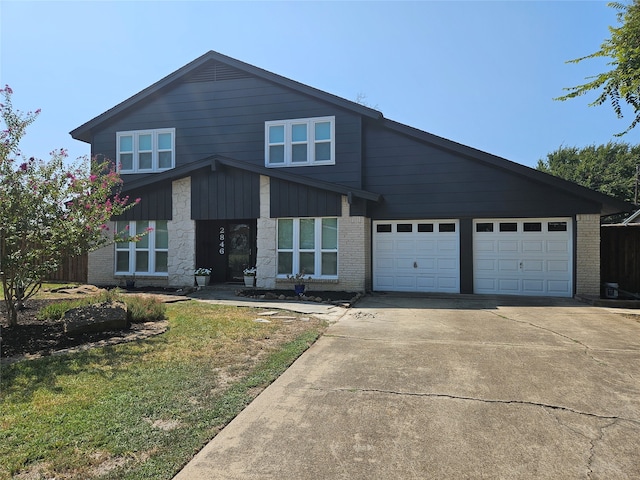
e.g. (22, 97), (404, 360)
(219, 227), (225, 255)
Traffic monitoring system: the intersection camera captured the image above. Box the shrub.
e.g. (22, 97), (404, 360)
(36, 290), (166, 323)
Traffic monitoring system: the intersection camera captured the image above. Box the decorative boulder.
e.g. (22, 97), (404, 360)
(64, 302), (128, 334)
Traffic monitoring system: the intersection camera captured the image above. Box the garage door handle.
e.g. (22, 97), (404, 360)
(519, 262), (523, 269)
(414, 262), (417, 268)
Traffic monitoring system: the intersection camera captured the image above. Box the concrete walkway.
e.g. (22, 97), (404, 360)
(174, 293), (640, 479)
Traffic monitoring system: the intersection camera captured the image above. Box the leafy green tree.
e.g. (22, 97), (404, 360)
(556, 1), (640, 135)
(537, 142), (639, 204)
(0, 86), (137, 326)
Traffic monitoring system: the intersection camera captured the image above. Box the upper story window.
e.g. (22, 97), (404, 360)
(265, 116), (335, 167)
(117, 128), (175, 173)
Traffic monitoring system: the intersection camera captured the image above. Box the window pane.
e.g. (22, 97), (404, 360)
(139, 152), (152, 169)
(300, 252), (315, 274)
(120, 153), (133, 171)
(292, 144), (307, 163)
(158, 151), (172, 169)
(137, 221), (149, 248)
(115, 221), (130, 243)
(269, 145), (284, 163)
(499, 222), (517, 232)
(376, 224), (392, 233)
(322, 252), (337, 275)
(315, 142), (331, 161)
(439, 223), (456, 232)
(524, 222), (542, 232)
(119, 135), (133, 152)
(418, 223), (434, 232)
(158, 132), (172, 150)
(397, 224), (412, 232)
(139, 134), (152, 151)
(300, 219), (315, 249)
(277, 252), (292, 274)
(278, 219), (293, 249)
(269, 125), (284, 143)
(476, 223), (493, 232)
(292, 124), (307, 142)
(135, 251), (149, 272)
(322, 218), (337, 249)
(116, 252), (129, 272)
(155, 252), (168, 272)
(548, 222), (567, 232)
(315, 122), (331, 140)
(155, 221), (168, 249)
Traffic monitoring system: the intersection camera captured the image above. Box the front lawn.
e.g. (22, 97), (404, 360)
(0, 300), (326, 479)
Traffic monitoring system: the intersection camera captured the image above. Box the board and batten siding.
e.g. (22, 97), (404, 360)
(270, 178), (342, 218)
(191, 168), (260, 220)
(362, 122), (601, 220)
(115, 182), (172, 221)
(90, 70), (364, 191)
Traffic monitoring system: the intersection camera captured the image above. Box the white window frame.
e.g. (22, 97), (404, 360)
(116, 128), (175, 173)
(276, 217), (338, 278)
(265, 116), (335, 167)
(115, 220), (169, 276)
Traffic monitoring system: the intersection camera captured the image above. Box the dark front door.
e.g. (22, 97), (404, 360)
(196, 220), (256, 283)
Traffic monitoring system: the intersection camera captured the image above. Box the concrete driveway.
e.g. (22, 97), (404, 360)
(174, 294), (640, 479)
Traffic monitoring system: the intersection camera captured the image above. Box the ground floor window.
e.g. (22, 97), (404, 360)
(277, 217), (338, 277)
(115, 220), (168, 275)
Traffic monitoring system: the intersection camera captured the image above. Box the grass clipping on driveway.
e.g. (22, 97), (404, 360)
(0, 300), (327, 479)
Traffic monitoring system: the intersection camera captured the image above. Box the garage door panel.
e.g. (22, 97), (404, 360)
(374, 220), (459, 293)
(522, 241), (544, 253)
(498, 241), (519, 252)
(474, 218), (572, 297)
(548, 260), (569, 272)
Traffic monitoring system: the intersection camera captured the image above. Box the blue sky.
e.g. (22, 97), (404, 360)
(0, 1), (633, 168)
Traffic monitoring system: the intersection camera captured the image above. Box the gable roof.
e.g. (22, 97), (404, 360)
(120, 154), (382, 203)
(379, 118), (635, 216)
(70, 50), (383, 143)
(71, 50), (635, 216)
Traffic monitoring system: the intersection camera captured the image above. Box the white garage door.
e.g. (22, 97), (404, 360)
(473, 218), (573, 297)
(373, 220), (460, 293)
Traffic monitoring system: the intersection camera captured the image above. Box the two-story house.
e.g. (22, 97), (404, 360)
(70, 51), (633, 297)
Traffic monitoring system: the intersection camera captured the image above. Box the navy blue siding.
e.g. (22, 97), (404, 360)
(91, 75), (363, 191)
(270, 178), (342, 218)
(363, 122), (600, 219)
(191, 168), (259, 220)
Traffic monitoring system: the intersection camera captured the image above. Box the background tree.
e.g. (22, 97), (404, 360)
(556, 1), (640, 135)
(0, 86), (138, 326)
(537, 142), (639, 205)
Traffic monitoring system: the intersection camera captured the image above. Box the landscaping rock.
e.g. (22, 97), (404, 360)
(64, 302), (128, 334)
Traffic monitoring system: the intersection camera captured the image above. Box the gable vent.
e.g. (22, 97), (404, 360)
(186, 61), (252, 82)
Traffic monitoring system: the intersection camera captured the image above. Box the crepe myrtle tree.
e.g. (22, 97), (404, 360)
(0, 85), (140, 326)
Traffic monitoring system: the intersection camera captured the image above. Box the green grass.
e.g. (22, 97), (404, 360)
(0, 301), (325, 479)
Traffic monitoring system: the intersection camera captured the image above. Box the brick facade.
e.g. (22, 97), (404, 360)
(575, 213), (601, 297)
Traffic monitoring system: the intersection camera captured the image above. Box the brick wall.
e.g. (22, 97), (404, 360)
(87, 223), (116, 286)
(575, 213), (601, 297)
(256, 175), (277, 288)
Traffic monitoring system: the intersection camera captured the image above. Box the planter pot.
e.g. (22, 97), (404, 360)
(195, 275), (209, 287)
(244, 275), (255, 287)
(294, 284), (305, 296)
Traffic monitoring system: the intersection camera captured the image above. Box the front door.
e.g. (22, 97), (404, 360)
(196, 220), (256, 283)
(227, 222), (252, 282)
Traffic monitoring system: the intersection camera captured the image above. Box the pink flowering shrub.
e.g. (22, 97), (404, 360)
(0, 86), (139, 326)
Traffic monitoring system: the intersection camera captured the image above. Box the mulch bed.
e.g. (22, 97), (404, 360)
(0, 299), (164, 361)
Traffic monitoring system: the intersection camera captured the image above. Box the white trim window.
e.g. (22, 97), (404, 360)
(277, 217), (338, 277)
(265, 116), (335, 167)
(117, 128), (175, 173)
(115, 220), (168, 275)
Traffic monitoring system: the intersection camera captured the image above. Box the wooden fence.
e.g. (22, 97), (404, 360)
(45, 254), (88, 284)
(601, 225), (640, 296)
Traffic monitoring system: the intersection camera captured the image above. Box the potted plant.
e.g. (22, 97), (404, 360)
(194, 267), (211, 287)
(287, 271), (308, 296)
(243, 266), (257, 287)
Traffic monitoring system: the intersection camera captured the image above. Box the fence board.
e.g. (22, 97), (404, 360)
(45, 254), (88, 284)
